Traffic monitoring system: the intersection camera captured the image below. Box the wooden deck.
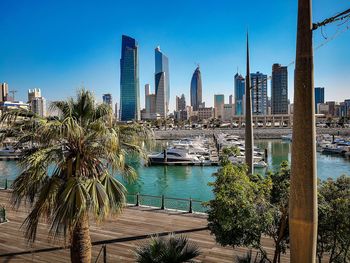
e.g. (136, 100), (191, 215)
(0, 190), (290, 262)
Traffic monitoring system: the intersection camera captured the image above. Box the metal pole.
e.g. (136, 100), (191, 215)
(290, 0), (317, 261)
(161, 195), (165, 210)
(189, 198), (193, 213)
(4, 179), (8, 190)
(136, 193), (140, 206)
(103, 245), (107, 263)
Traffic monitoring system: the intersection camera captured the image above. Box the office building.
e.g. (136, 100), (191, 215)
(114, 102), (118, 120)
(120, 35), (140, 121)
(0, 83), (9, 102)
(223, 104), (235, 121)
(271, 64), (288, 114)
(315, 87), (325, 113)
(198, 107), (214, 120)
(234, 74), (245, 115)
(229, 95), (233, 105)
(145, 94), (156, 119)
(190, 66), (202, 111)
(31, 97), (47, 117)
(214, 94), (225, 119)
(145, 84), (150, 96)
(102, 93), (113, 108)
(28, 88), (41, 103)
(251, 72), (268, 115)
(155, 46), (169, 118)
(176, 94), (186, 111)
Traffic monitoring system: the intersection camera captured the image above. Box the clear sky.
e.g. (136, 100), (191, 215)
(0, 0), (349, 111)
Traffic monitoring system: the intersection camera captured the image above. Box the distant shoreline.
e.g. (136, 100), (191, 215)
(154, 128), (350, 140)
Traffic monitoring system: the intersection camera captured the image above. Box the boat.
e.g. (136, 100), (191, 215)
(254, 161), (268, 168)
(321, 144), (345, 154)
(148, 148), (200, 164)
(0, 146), (22, 156)
(281, 134), (292, 141)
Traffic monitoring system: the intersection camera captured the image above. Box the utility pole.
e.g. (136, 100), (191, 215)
(245, 33), (253, 174)
(289, 0), (317, 262)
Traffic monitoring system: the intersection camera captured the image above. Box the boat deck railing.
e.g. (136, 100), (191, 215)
(0, 179), (207, 214)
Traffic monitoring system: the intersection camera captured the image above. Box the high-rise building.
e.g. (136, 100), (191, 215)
(214, 94), (225, 119)
(234, 74), (245, 115)
(315, 87), (325, 113)
(251, 72), (268, 115)
(0, 83), (9, 102)
(31, 97), (47, 117)
(271, 64), (288, 114)
(145, 84), (150, 96)
(223, 104), (234, 121)
(176, 94), (186, 111)
(190, 66), (202, 111)
(229, 95), (233, 105)
(120, 35), (140, 121)
(102, 93), (113, 108)
(145, 94), (156, 118)
(155, 46), (169, 118)
(28, 88), (41, 103)
(114, 102), (118, 120)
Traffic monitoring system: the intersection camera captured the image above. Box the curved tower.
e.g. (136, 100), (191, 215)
(190, 66), (202, 111)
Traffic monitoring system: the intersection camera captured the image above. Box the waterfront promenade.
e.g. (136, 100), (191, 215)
(0, 190), (290, 262)
(155, 127), (350, 140)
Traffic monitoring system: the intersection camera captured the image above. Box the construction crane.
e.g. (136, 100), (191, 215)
(9, 90), (17, 101)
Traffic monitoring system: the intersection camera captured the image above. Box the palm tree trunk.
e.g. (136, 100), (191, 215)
(289, 0), (317, 262)
(70, 213), (92, 263)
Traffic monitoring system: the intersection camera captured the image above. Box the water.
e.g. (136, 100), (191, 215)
(1, 140), (350, 201)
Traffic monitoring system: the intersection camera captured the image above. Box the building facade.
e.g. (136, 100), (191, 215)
(120, 35), (140, 121)
(234, 74), (245, 116)
(28, 88), (41, 103)
(31, 97), (47, 117)
(315, 87), (325, 113)
(190, 66), (202, 111)
(155, 47), (169, 118)
(271, 64), (288, 114)
(214, 94), (225, 119)
(102, 93), (113, 108)
(176, 94), (186, 111)
(223, 104), (235, 121)
(198, 107), (214, 120)
(0, 83), (9, 102)
(251, 72), (268, 115)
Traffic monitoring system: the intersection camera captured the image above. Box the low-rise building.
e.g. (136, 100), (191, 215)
(198, 107), (214, 120)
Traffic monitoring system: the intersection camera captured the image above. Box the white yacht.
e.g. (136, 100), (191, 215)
(148, 148), (200, 164)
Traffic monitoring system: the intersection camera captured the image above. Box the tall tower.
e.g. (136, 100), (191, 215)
(234, 73), (245, 115)
(251, 72), (268, 115)
(0, 83), (9, 102)
(190, 66), (203, 111)
(314, 87), (325, 113)
(271, 64), (288, 114)
(155, 46), (169, 118)
(120, 35), (140, 121)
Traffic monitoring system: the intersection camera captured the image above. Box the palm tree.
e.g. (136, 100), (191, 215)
(0, 89), (152, 262)
(135, 234), (200, 263)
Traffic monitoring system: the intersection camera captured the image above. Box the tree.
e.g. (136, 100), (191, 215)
(206, 163), (272, 259)
(317, 175), (350, 263)
(135, 234), (200, 263)
(0, 89), (152, 262)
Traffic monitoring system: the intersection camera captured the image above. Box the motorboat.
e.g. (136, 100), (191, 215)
(148, 148), (200, 164)
(281, 134), (292, 141)
(0, 146), (22, 156)
(254, 160), (268, 168)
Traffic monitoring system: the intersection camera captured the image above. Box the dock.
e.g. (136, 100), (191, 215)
(0, 190), (291, 262)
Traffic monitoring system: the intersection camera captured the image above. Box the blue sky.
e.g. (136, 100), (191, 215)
(0, 0), (349, 111)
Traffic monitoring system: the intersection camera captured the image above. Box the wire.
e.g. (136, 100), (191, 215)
(313, 8), (350, 30)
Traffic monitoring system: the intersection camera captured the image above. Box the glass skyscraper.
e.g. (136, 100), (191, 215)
(271, 64), (288, 114)
(251, 72), (268, 115)
(120, 35), (140, 121)
(214, 94), (225, 119)
(315, 87), (325, 113)
(155, 46), (169, 117)
(190, 66), (202, 111)
(234, 73), (245, 115)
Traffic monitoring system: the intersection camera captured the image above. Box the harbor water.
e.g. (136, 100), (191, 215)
(1, 140), (349, 202)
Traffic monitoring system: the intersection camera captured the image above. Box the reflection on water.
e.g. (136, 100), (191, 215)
(1, 140), (349, 201)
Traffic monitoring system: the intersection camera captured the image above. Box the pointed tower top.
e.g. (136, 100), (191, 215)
(246, 31), (250, 79)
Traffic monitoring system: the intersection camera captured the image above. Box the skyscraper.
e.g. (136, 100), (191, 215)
(315, 87), (325, 113)
(190, 66), (202, 111)
(176, 94), (186, 111)
(120, 35), (140, 121)
(234, 73), (245, 115)
(214, 94), (224, 119)
(251, 72), (268, 115)
(271, 64), (288, 114)
(0, 83), (9, 102)
(155, 46), (169, 118)
(145, 84), (150, 96)
(102, 93), (113, 107)
(28, 88), (41, 103)
(31, 97), (47, 117)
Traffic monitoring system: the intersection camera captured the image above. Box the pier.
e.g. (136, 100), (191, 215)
(0, 190), (290, 262)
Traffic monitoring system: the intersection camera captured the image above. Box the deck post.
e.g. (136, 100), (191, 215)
(189, 198), (193, 213)
(136, 193), (140, 206)
(4, 179), (8, 190)
(103, 245), (107, 263)
(161, 195), (165, 210)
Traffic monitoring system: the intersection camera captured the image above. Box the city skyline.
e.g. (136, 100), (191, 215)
(1, 0), (349, 111)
